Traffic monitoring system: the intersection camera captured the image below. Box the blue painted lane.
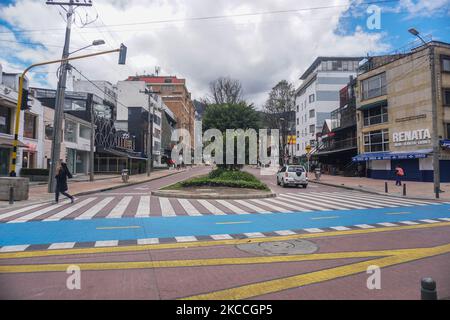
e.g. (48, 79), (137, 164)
(0, 204), (449, 246)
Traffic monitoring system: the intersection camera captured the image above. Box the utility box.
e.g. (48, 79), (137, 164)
(0, 177), (29, 201)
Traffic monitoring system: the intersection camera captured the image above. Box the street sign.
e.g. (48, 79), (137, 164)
(305, 145), (312, 153)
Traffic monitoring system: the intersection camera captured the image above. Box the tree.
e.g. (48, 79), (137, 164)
(262, 80), (295, 130)
(203, 102), (261, 169)
(208, 77), (244, 105)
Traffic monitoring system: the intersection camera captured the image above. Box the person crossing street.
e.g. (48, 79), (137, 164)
(54, 160), (75, 204)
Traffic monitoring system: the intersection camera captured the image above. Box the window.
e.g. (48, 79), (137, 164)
(64, 119), (77, 143)
(45, 124), (53, 140)
(309, 109), (315, 118)
(154, 128), (161, 139)
(22, 151), (36, 169)
(309, 94), (315, 103)
(23, 113), (37, 139)
(442, 56), (450, 72)
(79, 124), (91, 140)
(447, 123), (450, 139)
(0, 106), (11, 134)
(363, 101), (388, 126)
(444, 88), (450, 106)
(64, 99), (86, 111)
(297, 144), (300, 151)
(297, 131), (300, 138)
(296, 118), (299, 125)
(296, 105), (299, 112)
(363, 129), (390, 152)
(362, 73), (387, 100)
(153, 115), (161, 126)
(309, 125), (315, 135)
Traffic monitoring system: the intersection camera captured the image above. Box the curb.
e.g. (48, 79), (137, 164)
(310, 180), (447, 202)
(151, 190), (276, 200)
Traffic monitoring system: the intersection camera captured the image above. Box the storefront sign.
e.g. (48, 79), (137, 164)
(393, 129), (431, 147)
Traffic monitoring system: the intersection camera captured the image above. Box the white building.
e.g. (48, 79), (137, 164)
(116, 80), (163, 167)
(295, 57), (362, 157)
(0, 64), (45, 176)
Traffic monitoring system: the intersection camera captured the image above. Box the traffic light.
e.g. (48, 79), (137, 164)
(118, 43), (127, 65)
(20, 88), (31, 110)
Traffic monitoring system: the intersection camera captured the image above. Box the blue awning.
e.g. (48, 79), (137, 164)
(352, 149), (433, 162)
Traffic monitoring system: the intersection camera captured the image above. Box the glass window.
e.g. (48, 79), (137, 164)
(23, 113), (37, 139)
(45, 124), (53, 140)
(309, 125), (315, 135)
(64, 99), (86, 111)
(442, 57), (450, 72)
(64, 119), (77, 143)
(0, 106), (11, 134)
(444, 89), (450, 106)
(309, 109), (315, 118)
(363, 102), (388, 127)
(447, 123), (450, 139)
(309, 94), (315, 103)
(363, 129), (390, 152)
(362, 73), (387, 100)
(79, 124), (91, 140)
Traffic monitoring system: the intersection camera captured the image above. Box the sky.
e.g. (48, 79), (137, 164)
(0, 0), (449, 108)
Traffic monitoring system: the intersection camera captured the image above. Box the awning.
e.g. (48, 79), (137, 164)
(357, 99), (387, 111)
(352, 149), (433, 162)
(0, 137), (27, 148)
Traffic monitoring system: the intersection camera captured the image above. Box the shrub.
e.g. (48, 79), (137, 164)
(20, 168), (49, 176)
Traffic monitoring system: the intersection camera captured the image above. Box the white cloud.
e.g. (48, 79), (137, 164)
(0, 0), (396, 107)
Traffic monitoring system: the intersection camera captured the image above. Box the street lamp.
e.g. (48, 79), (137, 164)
(408, 28), (440, 198)
(69, 39), (105, 55)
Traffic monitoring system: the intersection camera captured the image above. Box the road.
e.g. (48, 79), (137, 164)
(0, 166), (449, 299)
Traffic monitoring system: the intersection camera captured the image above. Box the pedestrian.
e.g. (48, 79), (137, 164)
(395, 165), (405, 186)
(54, 160), (75, 204)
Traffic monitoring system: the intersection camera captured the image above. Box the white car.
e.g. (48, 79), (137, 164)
(277, 165), (308, 188)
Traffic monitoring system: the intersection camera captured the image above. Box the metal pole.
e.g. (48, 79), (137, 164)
(89, 99), (95, 181)
(9, 75), (25, 177)
(429, 45), (440, 199)
(147, 96), (153, 177)
(48, 2), (74, 193)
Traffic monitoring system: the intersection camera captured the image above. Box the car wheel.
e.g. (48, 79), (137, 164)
(277, 178), (280, 186)
(302, 184), (308, 189)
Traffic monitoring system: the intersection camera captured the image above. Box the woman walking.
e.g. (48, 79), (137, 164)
(55, 161), (75, 204)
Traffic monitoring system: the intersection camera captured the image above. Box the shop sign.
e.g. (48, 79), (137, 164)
(393, 129), (431, 147)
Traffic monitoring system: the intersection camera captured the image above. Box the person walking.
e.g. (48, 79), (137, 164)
(395, 165), (405, 187)
(54, 160), (75, 204)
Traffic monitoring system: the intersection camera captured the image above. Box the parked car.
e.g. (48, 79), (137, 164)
(277, 165), (308, 188)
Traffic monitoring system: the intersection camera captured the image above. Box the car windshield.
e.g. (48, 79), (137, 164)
(288, 167), (305, 172)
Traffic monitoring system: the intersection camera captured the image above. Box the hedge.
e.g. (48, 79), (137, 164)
(20, 168), (49, 176)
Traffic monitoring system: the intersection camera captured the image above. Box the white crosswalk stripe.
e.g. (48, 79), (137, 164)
(304, 228), (324, 233)
(159, 197), (176, 217)
(43, 198), (97, 222)
(244, 232), (266, 238)
(175, 236), (198, 242)
(286, 193), (365, 210)
(262, 198), (312, 212)
(106, 196), (133, 219)
(342, 192), (432, 207)
(312, 193), (383, 209)
(419, 219), (440, 224)
(354, 224), (375, 229)
(197, 200), (226, 215)
(95, 240), (119, 247)
(75, 197), (114, 220)
(0, 245), (29, 252)
(177, 199), (202, 216)
(7, 202), (68, 223)
(439, 218), (450, 222)
(377, 222), (398, 227)
(0, 203), (46, 221)
(211, 234), (234, 240)
(249, 199), (293, 213)
(135, 196), (151, 217)
(216, 200), (250, 215)
(137, 238), (159, 245)
(281, 193), (351, 211)
(274, 230), (297, 236)
(277, 194), (335, 211)
(320, 192), (400, 208)
(330, 226), (351, 231)
(399, 221), (420, 225)
(234, 200), (272, 214)
(48, 242), (76, 250)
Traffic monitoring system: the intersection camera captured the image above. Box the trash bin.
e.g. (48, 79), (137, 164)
(121, 169), (129, 183)
(315, 168), (322, 181)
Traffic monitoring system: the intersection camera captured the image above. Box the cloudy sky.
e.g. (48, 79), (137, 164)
(0, 0), (449, 107)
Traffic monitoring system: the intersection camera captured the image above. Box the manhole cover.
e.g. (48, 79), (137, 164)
(236, 239), (318, 256)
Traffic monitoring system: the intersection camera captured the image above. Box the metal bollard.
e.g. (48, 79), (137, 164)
(403, 184), (407, 197)
(421, 278), (437, 300)
(9, 187), (14, 205)
(385, 182), (388, 193)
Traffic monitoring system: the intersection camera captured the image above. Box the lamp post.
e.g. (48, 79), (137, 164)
(408, 28), (440, 198)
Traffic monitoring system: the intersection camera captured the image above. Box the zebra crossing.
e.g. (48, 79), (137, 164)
(0, 191), (444, 223)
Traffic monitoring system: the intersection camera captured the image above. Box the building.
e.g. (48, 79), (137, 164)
(0, 65), (45, 176)
(127, 75), (196, 149)
(160, 105), (177, 163)
(294, 57), (363, 158)
(43, 106), (94, 175)
(316, 76), (358, 176)
(116, 80), (164, 167)
(353, 41), (450, 182)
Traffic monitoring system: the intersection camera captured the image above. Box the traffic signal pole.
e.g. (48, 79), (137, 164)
(8, 47), (127, 178)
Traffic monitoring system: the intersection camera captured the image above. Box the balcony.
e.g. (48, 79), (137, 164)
(318, 137), (357, 154)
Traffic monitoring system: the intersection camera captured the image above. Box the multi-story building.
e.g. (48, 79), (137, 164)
(127, 75), (196, 149)
(316, 76), (358, 176)
(353, 41), (450, 182)
(294, 57), (362, 157)
(116, 80), (164, 167)
(0, 65), (45, 176)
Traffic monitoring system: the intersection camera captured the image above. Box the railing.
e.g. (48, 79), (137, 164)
(319, 137), (357, 152)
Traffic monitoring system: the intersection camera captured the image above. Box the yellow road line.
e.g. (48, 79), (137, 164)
(0, 245), (446, 274)
(183, 244), (450, 300)
(1, 222), (449, 260)
(96, 226), (141, 230)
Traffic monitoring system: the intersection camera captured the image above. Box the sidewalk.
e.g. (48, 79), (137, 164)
(311, 174), (450, 201)
(0, 169), (186, 209)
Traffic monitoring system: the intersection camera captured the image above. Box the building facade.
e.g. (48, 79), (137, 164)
(0, 65), (45, 176)
(353, 41), (450, 182)
(295, 57), (362, 157)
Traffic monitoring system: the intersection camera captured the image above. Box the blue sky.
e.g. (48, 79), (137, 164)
(0, 0), (449, 104)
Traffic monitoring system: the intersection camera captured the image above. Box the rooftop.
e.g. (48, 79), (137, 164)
(300, 56), (364, 80)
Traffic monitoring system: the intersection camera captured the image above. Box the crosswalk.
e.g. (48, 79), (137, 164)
(0, 191), (444, 223)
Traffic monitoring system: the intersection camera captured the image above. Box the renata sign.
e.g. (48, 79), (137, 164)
(393, 129), (431, 146)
